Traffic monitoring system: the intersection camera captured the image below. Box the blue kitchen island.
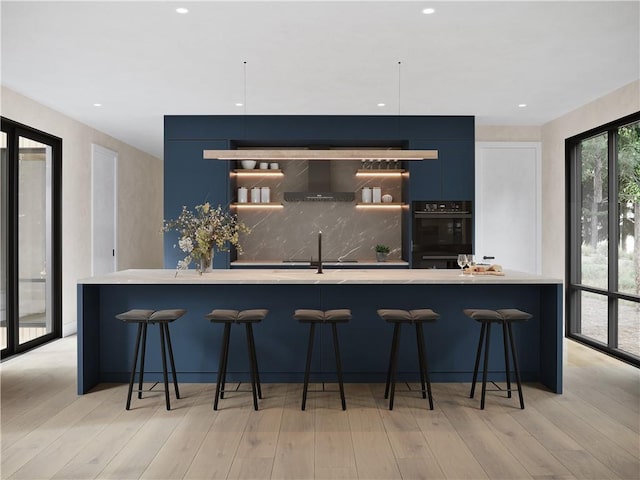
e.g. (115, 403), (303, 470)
(77, 269), (563, 395)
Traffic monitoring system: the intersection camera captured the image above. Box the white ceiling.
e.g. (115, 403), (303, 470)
(1, 1), (638, 159)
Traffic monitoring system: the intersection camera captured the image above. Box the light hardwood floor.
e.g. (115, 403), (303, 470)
(1, 336), (638, 480)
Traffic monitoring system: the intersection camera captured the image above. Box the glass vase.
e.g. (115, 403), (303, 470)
(198, 250), (214, 274)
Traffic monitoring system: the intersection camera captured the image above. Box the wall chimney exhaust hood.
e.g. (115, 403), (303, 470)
(283, 160), (354, 202)
(203, 149), (438, 161)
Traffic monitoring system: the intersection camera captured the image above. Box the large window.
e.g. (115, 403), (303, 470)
(567, 112), (640, 365)
(1, 118), (61, 358)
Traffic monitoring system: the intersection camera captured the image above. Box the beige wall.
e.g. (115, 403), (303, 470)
(1, 87), (163, 336)
(541, 80), (640, 279)
(475, 80), (639, 280)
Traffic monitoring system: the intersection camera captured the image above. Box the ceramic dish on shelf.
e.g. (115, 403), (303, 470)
(241, 160), (257, 169)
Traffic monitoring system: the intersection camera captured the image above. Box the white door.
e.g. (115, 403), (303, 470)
(91, 144), (117, 276)
(475, 142), (541, 274)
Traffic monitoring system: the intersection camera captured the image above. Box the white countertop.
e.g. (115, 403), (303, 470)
(231, 260), (409, 267)
(78, 268), (562, 285)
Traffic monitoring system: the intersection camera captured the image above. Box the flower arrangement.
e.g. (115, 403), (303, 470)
(163, 202), (249, 272)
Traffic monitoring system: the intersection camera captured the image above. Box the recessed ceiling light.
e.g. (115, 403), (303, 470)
(93, 103), (102, 107)
(176, 7), (189, 14)
(518, 103), (527, 108)
(422, 8), (435, 15)
(235, 103), (244, 107)
(377, 103), (386, 107)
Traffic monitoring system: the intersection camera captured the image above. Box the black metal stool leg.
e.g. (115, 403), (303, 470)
(331, 323), (346, 411)
(245, 323), (259, 411)
(507, 322), (525, 409)
(501, 321), (512, 399)
(219, 324), (232, 399)
(470, 322), (486, 399)
(164, 323), (180, 400)
(302, 323), (316, 411)
(247, 323), (262, 399)
(214, 323), (231, 410)
(138, 323), (148, 399)
(415, 323), (427, 399)
(159, 322), (171, 410)
(416, 322), (433, 410)
(385, 323), (400, 399)
(126, 323), (143, 410)
(389, 323), (402, 410)
(481, 323), (492, 410)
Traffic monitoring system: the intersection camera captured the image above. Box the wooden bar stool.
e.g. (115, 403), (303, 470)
(464, 308), (532, 409)
(377, 309), (439, 410)
(293, 309), (352, 411)
(116, 308), (186, 410)
(205, 309), (268, 411)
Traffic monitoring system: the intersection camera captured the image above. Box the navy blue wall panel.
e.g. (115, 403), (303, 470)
(164, 115), (475, 268)
(163, 139), (230, 269)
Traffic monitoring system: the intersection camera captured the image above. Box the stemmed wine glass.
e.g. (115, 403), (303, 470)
(457, 254), (468, 276)
(466, 254), (475, 276)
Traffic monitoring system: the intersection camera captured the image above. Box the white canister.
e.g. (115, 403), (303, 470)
(372, 187), (382, 203)
(270, 162), (279, 170)
(251, 187), (261, 203)
(361, 187), (372, 203)
(237, 187), (248, 203)
(259, 162), (269, 170)
(260, 186), (270, 203)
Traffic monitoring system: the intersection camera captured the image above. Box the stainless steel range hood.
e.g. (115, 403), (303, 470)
(284, 160), (355, 202)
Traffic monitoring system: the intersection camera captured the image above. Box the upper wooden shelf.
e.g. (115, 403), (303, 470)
(232, 169), (283, 175)
(355, 169), (405, 175)
(205, 149), (438, 161)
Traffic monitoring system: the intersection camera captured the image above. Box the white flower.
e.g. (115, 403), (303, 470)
(178, 236), (194, 253)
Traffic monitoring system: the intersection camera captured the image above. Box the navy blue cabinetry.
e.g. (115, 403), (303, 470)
(408, 139), (474, 201)
(164, 115), (474, 268)
(164, 139), (230, 268)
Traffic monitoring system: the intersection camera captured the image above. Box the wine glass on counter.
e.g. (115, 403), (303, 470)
(457, 254), (468, 276)
(466, 254), (475, 276)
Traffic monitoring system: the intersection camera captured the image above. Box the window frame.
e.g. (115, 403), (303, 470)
(566, 111), (640, 367)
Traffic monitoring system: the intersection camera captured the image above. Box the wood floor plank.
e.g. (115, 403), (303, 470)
(2, 391), (104, 478)
(412, 407), (489, 480)
(9, 384), (125, 480)
(1, 336), (638, 480)
(139, 385), (213, 479)
(350, 431), (402, 479)
(271, 431), (315, 480)
(182, 397), (251, 480)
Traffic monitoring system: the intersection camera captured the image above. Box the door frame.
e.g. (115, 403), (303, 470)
(91, 143), (117, 275)
(1, 117), (62, 359)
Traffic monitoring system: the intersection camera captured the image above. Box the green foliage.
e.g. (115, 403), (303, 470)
(375, 244), (390, 254)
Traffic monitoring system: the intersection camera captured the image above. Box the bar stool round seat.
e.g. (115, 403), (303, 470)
(293, 309), (352, 411)
(464, 308), (532, 410)
(205, 308), (268, 411)
(377, 308), (439, 410)
(116, 308), (187, 410)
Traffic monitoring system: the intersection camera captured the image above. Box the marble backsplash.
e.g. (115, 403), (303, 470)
(235, 160), (403, 262)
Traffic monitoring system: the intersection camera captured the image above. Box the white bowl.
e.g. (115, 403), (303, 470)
(241, 160), (257, 169)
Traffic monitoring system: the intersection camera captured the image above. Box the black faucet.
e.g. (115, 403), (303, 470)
(316, 230), (323, 274)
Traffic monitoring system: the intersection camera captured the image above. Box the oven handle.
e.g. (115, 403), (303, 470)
(420, 255), (458, 260)
(413, 212), (472, 218)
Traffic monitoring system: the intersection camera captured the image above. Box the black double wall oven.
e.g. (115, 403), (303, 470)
(411, 201), (473, 269)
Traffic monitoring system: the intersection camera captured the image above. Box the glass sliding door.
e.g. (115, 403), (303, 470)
(568, 113), (640, 366)
(1, 118), (61, 358)
(18, 136), (52, 344)
(1, 131), (7, 351)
